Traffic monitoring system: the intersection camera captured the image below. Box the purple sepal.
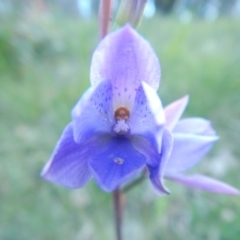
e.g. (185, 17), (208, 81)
(149, 128), (173, 195)
(41, 123), (92, 188)
(165, 132), (218, 174)
(166, 174), (240, 195)
(91, 25), (161, 112)
(91, 25), (161, 90)
(164, 95), (189, 130)
(173, 117), (216, 135)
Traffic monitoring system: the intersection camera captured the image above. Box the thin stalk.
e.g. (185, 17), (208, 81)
(99, 0), (112, 39)
(113, 188), (125, 240)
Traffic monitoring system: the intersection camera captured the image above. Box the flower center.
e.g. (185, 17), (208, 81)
(114, 107), (130, 120)
(113, 107), (130, 135)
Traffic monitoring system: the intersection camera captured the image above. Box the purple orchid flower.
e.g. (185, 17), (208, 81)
(41, 25), (239, 196)
(161, 96), (240, 195)
(41, 25), (170, 193)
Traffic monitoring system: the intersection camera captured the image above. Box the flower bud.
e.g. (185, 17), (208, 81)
(116, 0), (147, 28)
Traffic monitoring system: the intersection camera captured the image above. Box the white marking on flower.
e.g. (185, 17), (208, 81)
(114, 158), (124, 164)
(113, 120), (130, 134)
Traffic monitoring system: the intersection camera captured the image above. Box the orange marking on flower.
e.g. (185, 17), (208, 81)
(114, 107), (130, 120)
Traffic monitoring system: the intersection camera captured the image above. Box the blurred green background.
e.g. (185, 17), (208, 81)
(1, 1), (240, 240)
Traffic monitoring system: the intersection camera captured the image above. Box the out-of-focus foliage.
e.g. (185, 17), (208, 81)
(0, 17), (67, 77)
(0, 6), (240, 240)
(154, 0), (240, 17)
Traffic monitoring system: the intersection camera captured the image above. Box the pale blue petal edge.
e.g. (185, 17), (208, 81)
(166, 173), (240, 195)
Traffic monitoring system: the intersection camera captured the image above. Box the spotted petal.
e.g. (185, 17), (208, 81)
(91, 24), (160, 112)
(41, 123), (92, 188)
(166, 174), (240, 195)
(71, 80), (114, 143)
(129, 82), (165, 152)
(88, 138), (146, 191)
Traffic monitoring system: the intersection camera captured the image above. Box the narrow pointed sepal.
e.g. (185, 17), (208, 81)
(149, 129), (173, 195)
(166, 174), (240, 195)
(173, 117), (216, 135)
(164, 95), (189, 130)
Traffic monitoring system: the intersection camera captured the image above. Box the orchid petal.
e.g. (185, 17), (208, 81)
(166, 133), (218, 174)
(173, 118), (216, 135)
(88, 138), (146, 191)
(91, 25), (160, 111)
(149, 128), (172, 195)
(71, 80), (114, 143)
(166, 174), (240, 195)
(131, 135), (159, 167)
(141, 82), (165, 127)
(164, 95), (189, 130)
(129, 82), (165, 152)
(41, 123), (92, 188)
